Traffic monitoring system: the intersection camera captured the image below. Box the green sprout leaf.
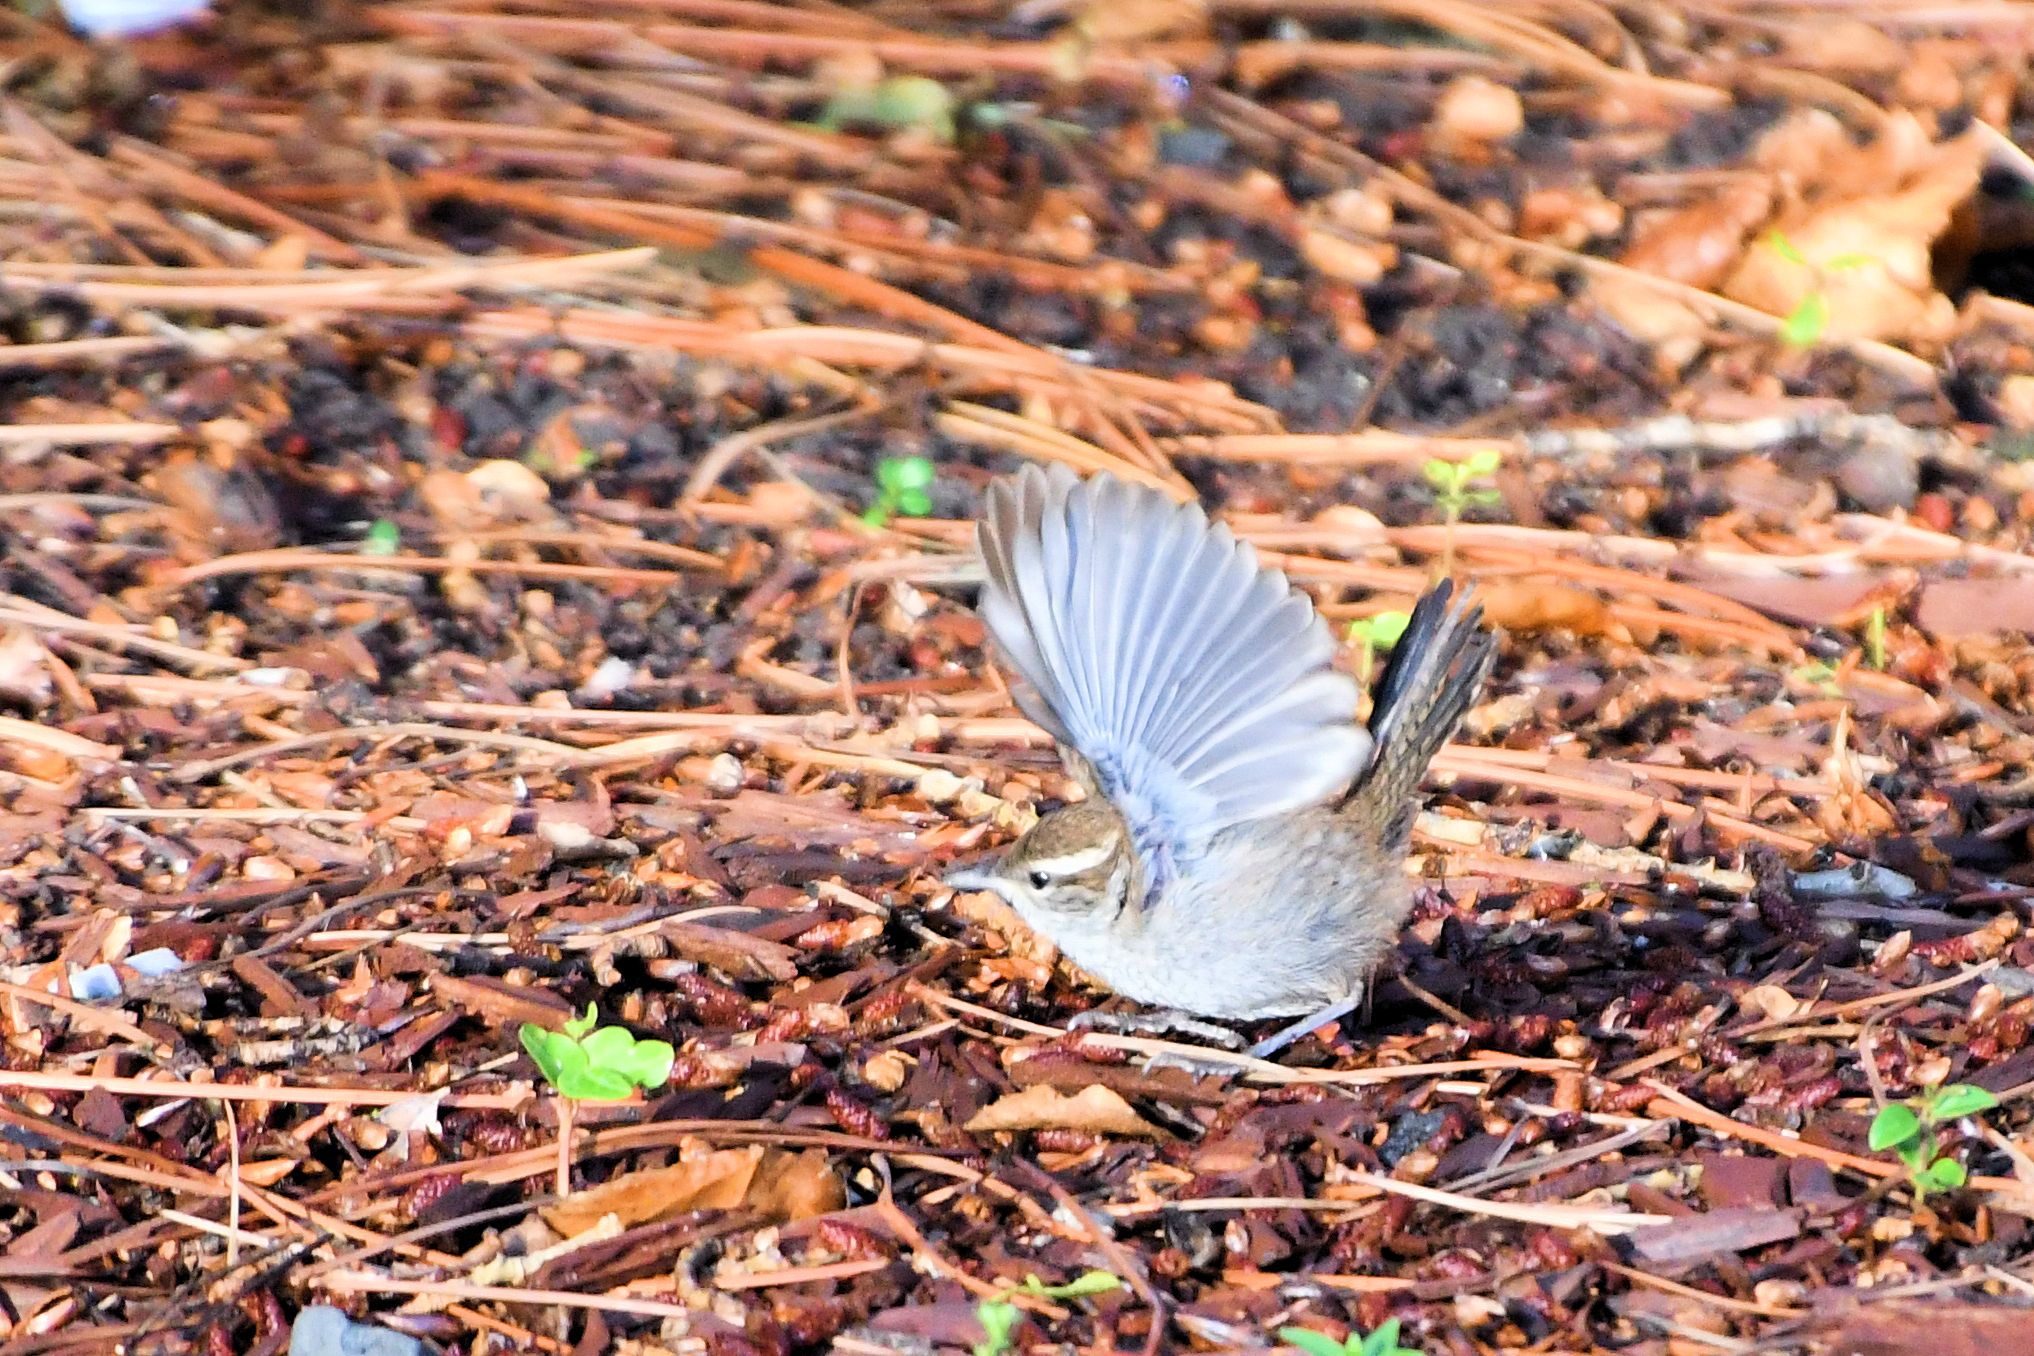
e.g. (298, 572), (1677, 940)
(518, 1005), (675, 1104)
(820, 77), (956, 142)
(1349, 609), (1414, 652)
(1919, 1158), (1968, 1193)
(1896, 1139), (1934, 1174)
(973, 1299), (1021, 1356)
(1925, 1084), (1999, 1121)
(1869, 1103), (1921, 1152)
(865, 455), (937, 525)
(363, 519), (401, 556)
(1862, 606), (1887, 671)
(1360, 1320), (1407, 1356)
(1018, 1270), (1122, 1299)
(1874, 1080), (1998, 1201)
(519, 1025), (584, 1088)
(1767, 230), (1808, 266)
(869, 76), (958, 142)
(1279, 1328), (1355, 1356)
(1792, 659), (1840, 693)
(1780, 291), (1829, 348)
(876, 454), (936, 493)
(1423, 452), (1497, 500)
(563, 1065), (640, 1101)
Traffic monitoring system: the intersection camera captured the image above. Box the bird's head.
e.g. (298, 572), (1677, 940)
(944, 800), (1138, 925)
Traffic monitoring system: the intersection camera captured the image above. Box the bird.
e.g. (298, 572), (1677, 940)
(943, 463), (1496, 1059)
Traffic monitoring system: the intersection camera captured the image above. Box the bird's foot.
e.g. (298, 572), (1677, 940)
(1067, 1007), (1247, 1050)
(1138, 1050), (1254, 1080)
(1246, 993), (1364, 1061)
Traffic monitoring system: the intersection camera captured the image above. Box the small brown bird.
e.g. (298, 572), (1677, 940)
(945, 465), (1496, 1057)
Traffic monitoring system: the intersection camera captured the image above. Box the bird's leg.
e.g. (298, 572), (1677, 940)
(1068, 1007), (1248, 1050)
(1246, 992), (1364, 1061)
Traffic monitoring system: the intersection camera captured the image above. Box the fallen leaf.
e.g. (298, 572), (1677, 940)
(1916, 578), (2034, 638)
(1619, 180), (1773, 289)
(540, 1144), (845, 1237)
(1722, 122), (1984, 345)
(964, 1084), (1164, 1139)
(541, 1146), (762, 1237)
(428, 973), (575, 1030)
(0, 716), (116, 770)
(1431, 75), (1523, 147)
(1740, 984), (1804, 1022)
(0, 628), (51, 706)
(746, 1148), (846, 1222)
(1811, 1303), (2034, 1356)
(1077, 0), (1207, 45)
(1586, 275), (1711, 373)
(1475, 581), (1626, 640)
(660, 919), (800, 983)
(1625, 1206), (1804, 1264)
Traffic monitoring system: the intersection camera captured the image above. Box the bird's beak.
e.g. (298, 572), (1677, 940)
(942, 862), (997, 893)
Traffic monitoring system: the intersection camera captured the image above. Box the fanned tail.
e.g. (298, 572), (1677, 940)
(1345, 581), (1496, 851)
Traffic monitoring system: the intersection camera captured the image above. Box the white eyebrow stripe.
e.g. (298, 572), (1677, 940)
(1028, 840), (1117, 875)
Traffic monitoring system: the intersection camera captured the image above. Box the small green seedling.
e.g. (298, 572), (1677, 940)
(1767, 231), (1875, 349)
(1791, 658), (1841, 694)
(862, 454), (936, 526)
(1280, 1317), (1421, 1356)
(1422, 448), (1502, 576)
(1862, 606), (1888, 672)
(362, 519), (401, 556)
(1346, 609), (1413, 685)
(521, 1004), (675, 1195)
(1017, 1270), (1123, 1299)
(521, 1004), (675, 1101)
(973, 1299), (1021, 1356)
(1868, 1081), (1998, 1201)
(973, 1271), (1121, 1356)
(817, 76), (957, 143)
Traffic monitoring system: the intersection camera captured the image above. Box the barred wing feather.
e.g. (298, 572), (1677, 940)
(976, 464), (1371, 859)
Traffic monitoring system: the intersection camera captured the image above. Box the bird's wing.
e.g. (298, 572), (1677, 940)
(975, 463), (1371, 861)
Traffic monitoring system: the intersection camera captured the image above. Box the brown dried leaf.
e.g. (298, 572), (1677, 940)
(418, 460), (552, 529)
(1723, 124), (1984, 344)
(541, 1146), (763, 1237)
(1916, 579), (2034, 639)
(1430, 75), (1523, 147)
(660, 919), (800, 983)
(1812, 1304), (2034, 1356)
(1584, 277), (1709, 373)
(963, 1083), (1164, 1139)
(1625, 1206), (1803, 1263)
(1619, 181), (1773, 289)
(745, 1148), (846, 1222)
(237, 1159), (301, 1187)
(1077, 0), (1207, 45)
(0, 628), (51, 706)
(1740, 984), (1804, 1022)
(1475, 581), (1625, 640)
(428, 973), (574, 1030)
(0, 716), (115, 770)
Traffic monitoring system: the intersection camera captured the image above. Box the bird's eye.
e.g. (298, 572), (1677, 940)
(1027, 870), (1050, 889)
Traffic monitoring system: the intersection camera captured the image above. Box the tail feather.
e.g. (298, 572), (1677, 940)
(1346, 581), (1496, 850)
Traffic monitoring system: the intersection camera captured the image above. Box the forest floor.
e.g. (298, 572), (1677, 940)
(2, 1), (2034, 1353)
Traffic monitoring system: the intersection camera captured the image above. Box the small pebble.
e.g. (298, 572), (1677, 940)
(289, 1307), (423, 1356)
